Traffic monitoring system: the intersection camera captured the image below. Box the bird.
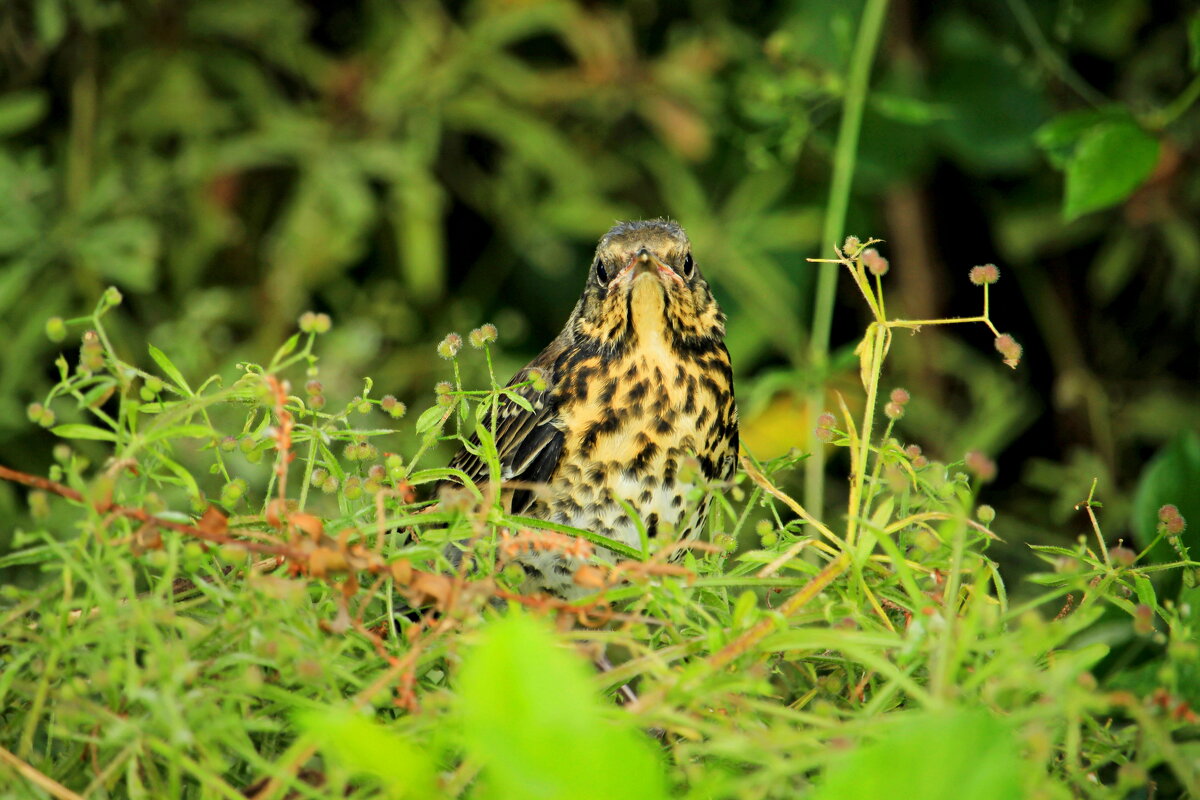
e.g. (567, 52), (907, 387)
(445, 219), (738, 599)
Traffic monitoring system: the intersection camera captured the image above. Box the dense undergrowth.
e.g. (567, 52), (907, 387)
(1, 241), (1197, 800)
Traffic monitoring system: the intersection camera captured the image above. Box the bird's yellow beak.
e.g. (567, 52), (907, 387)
(612, 248), (684, 286)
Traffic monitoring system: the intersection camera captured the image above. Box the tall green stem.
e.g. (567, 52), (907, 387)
(804, 0), (890, 518)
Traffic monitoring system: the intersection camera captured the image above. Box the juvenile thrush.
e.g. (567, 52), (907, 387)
(447, 219), (738, 598)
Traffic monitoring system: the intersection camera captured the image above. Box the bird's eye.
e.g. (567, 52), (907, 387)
(682, 252), (695, 278)
(594, 259), (609, 285)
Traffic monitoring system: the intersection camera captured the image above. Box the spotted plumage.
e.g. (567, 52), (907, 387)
(447, 219), (738, 598)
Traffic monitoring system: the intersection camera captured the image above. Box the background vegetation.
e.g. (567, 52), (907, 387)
(1, 0), (1198, 798)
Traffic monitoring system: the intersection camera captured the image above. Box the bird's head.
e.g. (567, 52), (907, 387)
(568, 219), (725, 351)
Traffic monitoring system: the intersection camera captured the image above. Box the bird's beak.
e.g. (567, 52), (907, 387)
(612, 248), (684, 286)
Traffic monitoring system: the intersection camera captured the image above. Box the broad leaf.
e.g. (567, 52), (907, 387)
(1063, 120), (1159, 220)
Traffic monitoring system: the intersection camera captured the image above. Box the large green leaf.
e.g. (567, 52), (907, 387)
(457, 612), (668, 800)
(1063, 120), (1159, 220)
(813, 710), (1024, 800)
(295, 706), (436, 798)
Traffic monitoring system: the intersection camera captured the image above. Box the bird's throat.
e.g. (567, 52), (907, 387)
(629, 273), (669, 344)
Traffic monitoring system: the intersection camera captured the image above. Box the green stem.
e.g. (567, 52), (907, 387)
(1144, 72), (1200, 130)
(804, 0), (890, 518)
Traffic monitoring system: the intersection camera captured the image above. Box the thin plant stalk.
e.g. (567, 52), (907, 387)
(805, 0), (890, 517)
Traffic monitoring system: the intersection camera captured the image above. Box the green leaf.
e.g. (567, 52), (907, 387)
(414, 404), (446, 435)
(1131, 432), (1200, 563)
(148, 343), (192, 393)
(504, 514), (643, 561)
(0, 544), (58, 570)
(504, 390), (534, 414)
(0, 91), (49, 137)
(153, 452), (203, 502)
(142, 424), (215, 445)
(275, 332), (300, 360)
(51, 424), (118, 442)
(457, 612), (669, 800)
(813, 710), (1023, 800)
(1034, 107), (1128, 169)
(295, 707), (435, 798)
(1063, 121), (1159, 220)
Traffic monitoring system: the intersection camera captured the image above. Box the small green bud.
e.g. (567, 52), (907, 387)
(220, 479), (248, 505)
(28, 491), (50, 520)
(103, 286), (124, 307)
(45, 317), (67, 342)
(976, 505), (996, 524)
(386, 453), (404, 479)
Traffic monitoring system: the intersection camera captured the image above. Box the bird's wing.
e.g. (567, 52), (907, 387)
(446, 342), (566, 514)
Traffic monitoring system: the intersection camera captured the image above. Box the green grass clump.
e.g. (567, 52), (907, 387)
(1, 243), (1198, 800)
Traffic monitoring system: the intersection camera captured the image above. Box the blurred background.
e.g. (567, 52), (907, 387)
(1, 0), (1197, 579)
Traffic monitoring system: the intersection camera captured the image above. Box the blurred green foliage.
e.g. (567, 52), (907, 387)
(1, 0), (1198, 572)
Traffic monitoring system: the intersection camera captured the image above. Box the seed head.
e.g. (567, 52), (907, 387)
(437, 333), (463, 359)
(993, 334), (1022, 368)
(842, 235), (861, 256)
(1110, 546), (1137, 567)
(527, 369), (547, 392)
(468, 323), (499, 349)
(298, 311), (332, 334)
(884, 401), (904, 420)
(976, 505), (996, 524)
(1158, 504), (1180, 523)
(862, 248), (889, 276)
(964, 450), (997, 483)
(969, 264), (1000, 285)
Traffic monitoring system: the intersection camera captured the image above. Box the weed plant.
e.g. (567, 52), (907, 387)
(1, 239), (1197, 799)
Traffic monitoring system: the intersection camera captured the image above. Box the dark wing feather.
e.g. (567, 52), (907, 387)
(445, 341), (566, 514)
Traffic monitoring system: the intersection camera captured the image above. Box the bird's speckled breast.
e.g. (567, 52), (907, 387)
(531, 279), (737, 556)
